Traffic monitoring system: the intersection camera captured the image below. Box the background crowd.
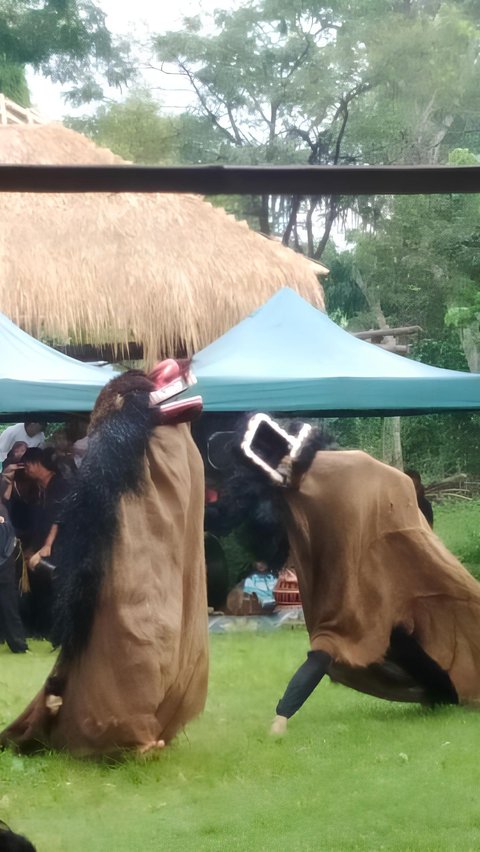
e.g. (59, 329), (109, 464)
(0, 419), (88, 654)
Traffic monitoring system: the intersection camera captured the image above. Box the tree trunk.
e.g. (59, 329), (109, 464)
(459, 323), (480, 372)
(382, 417), (403, 470)
(259, 194), (271, 235)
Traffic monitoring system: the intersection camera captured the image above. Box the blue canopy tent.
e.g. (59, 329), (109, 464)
(0, 312), (115, 419)
(191, 288), (480, 415)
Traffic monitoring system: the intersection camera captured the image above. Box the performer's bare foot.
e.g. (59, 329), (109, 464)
(270, 715), (288, 736)
(45, 694), (63, 716)
(137, 739), (165, 755)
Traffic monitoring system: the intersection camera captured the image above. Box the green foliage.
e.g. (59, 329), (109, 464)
(322, 242), (370, 321)
(352, 3), (480, 164)
(331, 409), (480, 482)
(0, 0), (134, 104)
(320, 173), (480, 387)
(435, 499), (480, 575)
(0, 61), (30, 104)
(448, 147), (479, 166)
(323, 231), (480, 476)
(328, 415), (385, 460)
(410, 332), (469, 372)
(67, 93), (179, 165)
(402, 412), (480, 479)
(348, 189), (480, 334)
(66, 92), (227, 165)
(445, 304), (479, 328)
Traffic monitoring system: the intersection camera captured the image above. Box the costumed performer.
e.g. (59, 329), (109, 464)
(208, 413), (480, 735)
(0, 362), (208, 756)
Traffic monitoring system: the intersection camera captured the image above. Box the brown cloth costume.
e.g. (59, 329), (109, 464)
(283, 449), (480, 704)
(1, 373), (208, 755)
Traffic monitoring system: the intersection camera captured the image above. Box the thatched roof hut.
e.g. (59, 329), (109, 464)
(0, 115), (326, 364)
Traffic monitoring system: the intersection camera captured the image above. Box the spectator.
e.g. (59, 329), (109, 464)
(47, 428), (76, 477)
(405, 468), (434, 528)
(3, 449), (37, 550)
(67, 417), (90, 469)
(23, 448), (70, 567)
(2, 441), (28, 470)
(0, 467), (28, 654)
(0, 422), (46, 463)
(22, 447), (71, 639)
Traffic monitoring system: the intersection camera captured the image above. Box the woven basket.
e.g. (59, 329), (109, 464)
(273, 568), (302, 607)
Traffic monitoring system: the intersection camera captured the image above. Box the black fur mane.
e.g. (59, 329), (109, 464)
(205, 417), (334, 575)
(51, 371), (156, 660)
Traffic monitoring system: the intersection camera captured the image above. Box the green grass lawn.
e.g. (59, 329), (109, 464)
(434, 499), (480, 578)
(2, 501), (480, 852)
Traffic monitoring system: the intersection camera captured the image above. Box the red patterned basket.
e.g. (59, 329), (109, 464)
(273, 568), (302, 607)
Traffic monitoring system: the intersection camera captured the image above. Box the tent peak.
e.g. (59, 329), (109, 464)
(192, 291), (480, 414)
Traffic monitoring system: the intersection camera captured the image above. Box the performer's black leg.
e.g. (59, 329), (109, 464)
(276, 650), (332, 718)
(388, 626), (458, 705)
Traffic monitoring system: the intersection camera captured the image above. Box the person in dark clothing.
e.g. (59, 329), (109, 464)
(0, 470), (28, 654)
(1, 442), (34, 547)
(22, 448), (71, 567)
(405, 469), (434, 528)
(21, 447), (71, 639)
(0, 819), (37, 851)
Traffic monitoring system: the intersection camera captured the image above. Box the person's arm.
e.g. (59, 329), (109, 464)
(0, 463), (21, 502)
(29, 476), (70, 569)
(270, 649), (332, 734)
(29, 524), (58, 569)
(0, 474), (12, 502)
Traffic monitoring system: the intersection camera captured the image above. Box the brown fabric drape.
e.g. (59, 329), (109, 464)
(284, 450), (480, 704)
(1, 423), (208, 755)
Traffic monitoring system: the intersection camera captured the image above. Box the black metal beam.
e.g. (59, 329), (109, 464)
(1, 164), (480, 195)
(53, 342), (145, 362)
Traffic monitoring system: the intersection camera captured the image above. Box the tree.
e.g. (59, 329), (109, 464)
(153, 0), (376, 247)
(321, 242), (370, 325)
(0, 62), (29, 106)
(153, 0), (480, 254)
(68, 93), (182, 164)
(0, 0), (134, 105)
(343, 149), (480, 347)
(67, 91), (223, 165)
